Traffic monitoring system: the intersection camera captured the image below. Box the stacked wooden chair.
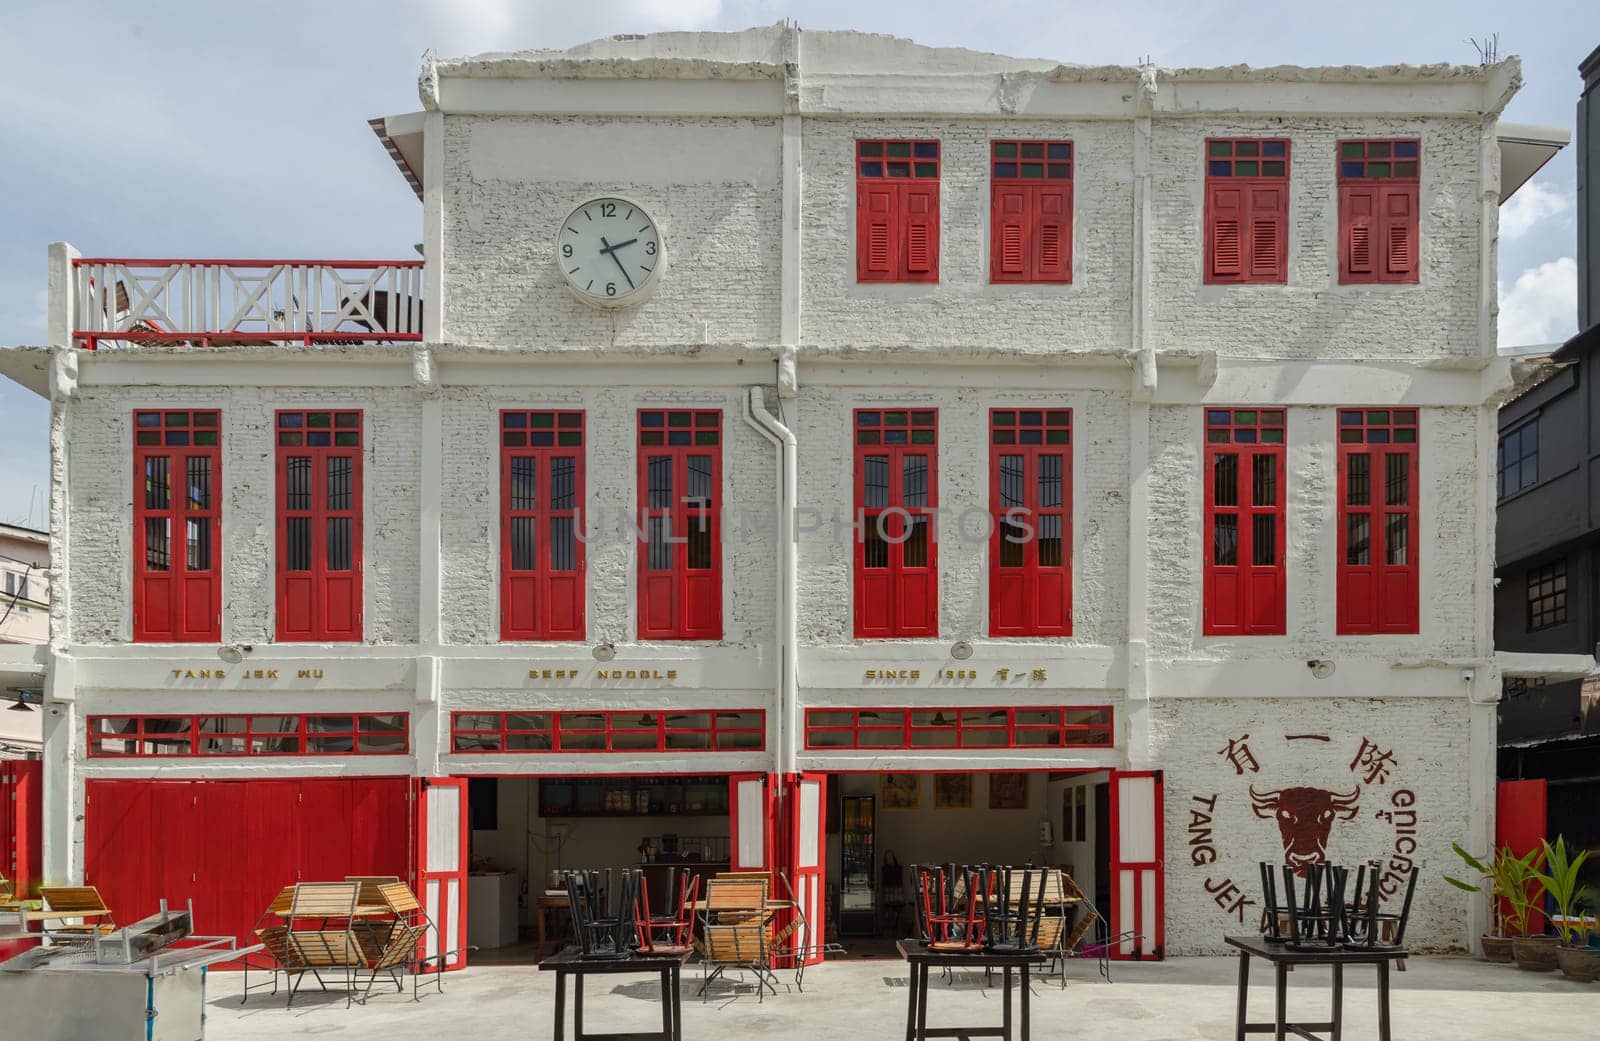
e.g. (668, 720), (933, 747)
(698, 876), (779, 1001)
(633, 867), (700, 956)
(283, 882), (364, 1008)
(352, 882), (436, 1001)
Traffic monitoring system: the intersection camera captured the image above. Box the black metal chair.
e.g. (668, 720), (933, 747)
(1344, 862), (1417, 954)
(1281, 863), (1347, 952)
(565, 869), (642, 959)
(985, 866), (1049, 956)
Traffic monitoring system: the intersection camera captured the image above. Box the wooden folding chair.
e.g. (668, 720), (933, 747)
(699, 878), (779, 1001)
(377, 880), (458, 999)
(37, 886), (116, 942)
(240, 886), (300, 1005)
(285, 882), (363, 1007)
(346, 875), (401, 909)
(353, 918), (430, 1002)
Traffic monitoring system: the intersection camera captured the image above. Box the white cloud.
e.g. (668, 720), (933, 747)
(1499, 182), (1572, 240)
(1497, 257), (1578, 349)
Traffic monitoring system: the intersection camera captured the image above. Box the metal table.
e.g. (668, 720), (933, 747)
(1225, 934), (1409, 1041)
(896, 939), (1035, 1041)
(539, 946), (687, 1041)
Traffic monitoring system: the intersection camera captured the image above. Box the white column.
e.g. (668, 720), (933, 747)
(1124, 70), (1157, 770)
(423, 111), (446, 343)
(41, 650), (75, 883)
(47, 242), (78, 349)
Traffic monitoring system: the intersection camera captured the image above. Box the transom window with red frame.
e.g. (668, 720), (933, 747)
(275, 410), (363, 642)
(856, 140), (940, 283)
(990, 409), (1072, 636)
(638, 409), (722, 640)
(1338, 139), (1420, 285)
(1337, 409), (1420, 634)
(86, 713), (407, 757)
(804, 706), (1112, 750)
(450, 710), (764, 753)
(1204, 138), (1290, 284)
(133, 410), (221, 642)
(991, 140), (1073, 284)
(502, 410), (585, 641)
(1203, 409), (1287, 636)
(854, 408), (938, 638)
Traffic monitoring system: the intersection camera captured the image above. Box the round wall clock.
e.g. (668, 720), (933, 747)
(556, 197), (663, 307)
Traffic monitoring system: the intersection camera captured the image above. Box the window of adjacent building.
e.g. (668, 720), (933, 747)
(133, 410), (221, 642)
(1204, 138), (1290, 284)
(637, 410), (722, 640)
(1337, 409), (1420, 635)
(1527, 559), (1567, 631)
(451, 710), (764, 753)
(804, 706), (1113, 750)
(1203, 409), (1287, 636)
(854, 408), (939, 638)
(3, 570), (28, 602)
(990, 408), (1072, 635)
(87, 713), (407, 757)
(501, 410), (585, 641)
(990, 140), (1073, 283)
(275, 410), (362, 642)
(1498, 419), (1538, 499)
(1337, 139), (1420, 285)
(856, 140), (940, 283)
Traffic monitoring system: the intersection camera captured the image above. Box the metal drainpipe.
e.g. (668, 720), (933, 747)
(742, 385), (798, 777)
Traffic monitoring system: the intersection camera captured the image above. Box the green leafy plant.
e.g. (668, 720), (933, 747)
(1445, 842), (1546, 937)
(1532, 837), (1595, 946)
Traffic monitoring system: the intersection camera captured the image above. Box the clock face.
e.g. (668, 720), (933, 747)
(557, 197), (663, 306)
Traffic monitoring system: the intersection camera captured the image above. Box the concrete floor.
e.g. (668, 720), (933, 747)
(203, 956), (1597, 1040)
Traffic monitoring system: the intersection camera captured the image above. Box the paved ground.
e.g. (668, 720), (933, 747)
(204, 955), (1597, 1040)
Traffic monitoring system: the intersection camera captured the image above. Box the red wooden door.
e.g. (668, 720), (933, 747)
(0, 761), (41, 899)
(729, 773), (775, 873)
(1109, 770), (1165, 960)
(416, 777), (468, 971)
(1497, 779), (1547, 934)
(789, 773), (828, 964)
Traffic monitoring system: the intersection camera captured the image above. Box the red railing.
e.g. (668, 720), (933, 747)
(72, 257), (424, 349)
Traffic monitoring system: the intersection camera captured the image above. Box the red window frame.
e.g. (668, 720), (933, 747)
(1204, 138), (1290, 284)
(856, 139), (940, 283)
(132, 409), (222, 642)
(990, 140), (1073, 284)
(803, 706), (1113, 750)
(1336, 409), (1420, 634)
(275, 409), (363, 642)
(989, 408), (1072, 636)
(1203, 409), (1287, 636)
(450, 710), (765, 754)
(854, 408), (939, 638)
(86, 713), (408, 758)
(637, 409), (722, 640)
(501, 410), (586, 641)
(1338, 139), (1420, 285)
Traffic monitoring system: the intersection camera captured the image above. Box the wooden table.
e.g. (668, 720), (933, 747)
(539, 945), (687, 1041)
(896, 939), (1035, 1041)
(1225, 934), (1409, 1041)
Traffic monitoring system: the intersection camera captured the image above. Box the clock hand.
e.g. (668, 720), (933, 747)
(598, 237), (639, 256)
(598, 236), (636, 290)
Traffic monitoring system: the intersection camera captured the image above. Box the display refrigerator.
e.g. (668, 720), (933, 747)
(839, 794), (876, 936)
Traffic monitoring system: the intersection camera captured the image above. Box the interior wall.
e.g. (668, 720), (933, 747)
(1046, 769), (1109, 906)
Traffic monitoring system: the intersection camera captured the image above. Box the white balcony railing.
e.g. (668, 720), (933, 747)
(71, 258), (424, 349)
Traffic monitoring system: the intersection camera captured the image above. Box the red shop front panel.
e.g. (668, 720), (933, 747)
(84, 777), (410, 944)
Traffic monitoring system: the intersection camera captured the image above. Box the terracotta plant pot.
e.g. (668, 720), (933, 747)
(1512, 935), (1561, 972)
(1554, 944), (1600, 982)
(1480, 934), (1515, 962)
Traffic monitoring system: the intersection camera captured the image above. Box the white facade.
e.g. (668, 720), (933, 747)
(10, 26), (1564, 956)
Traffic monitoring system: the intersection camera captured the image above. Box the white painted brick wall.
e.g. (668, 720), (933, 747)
(441, 115), (782, 349)
(1146, 405), (1479, 662)
(1149, 118), (1483, 359)
(1154, 696), (1470, 954)
(796, 385), (1129, 648)
(439, 385), (776, 647)
(66, 386), (422, 645)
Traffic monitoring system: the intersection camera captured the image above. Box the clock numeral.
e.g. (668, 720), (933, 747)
(644, 241), (657, 256)
(600, 203), (616, 217)
(606, 282), (617, 297)
(562, 243), (573, 257)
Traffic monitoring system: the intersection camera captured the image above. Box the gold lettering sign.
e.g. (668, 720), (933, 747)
(595, 668), (679, 681)
(939, 669), (977, 680)
(527, 669), (580, 680)
(864, 669), (921, 680)
(170, 665), (322, 681)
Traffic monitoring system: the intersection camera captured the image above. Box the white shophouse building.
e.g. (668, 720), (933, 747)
(0, 27), (1583, 961)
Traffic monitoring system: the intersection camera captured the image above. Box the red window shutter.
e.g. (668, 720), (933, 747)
(987, 409), (1072, 637)
(1247, 185), (1286, 282)
(1034, 186), (1071, 283)
(1340, 186), (1376, 280)
(858, 186), (896, 281)
(901, 183), (938, 281)
(636, 410), (722, 641)
(854, 410), (938, 639)
(1336, 415), (1419, 635)
(1380, 186), (1418, 282)
(133, 411), (222, 643)
(500, 411), (587, 642)
(1203, 413), (1286, 637)
(1207, 185), (1243, 280)
(275, 411), (363, 643)
(992, 186), (1028, 280)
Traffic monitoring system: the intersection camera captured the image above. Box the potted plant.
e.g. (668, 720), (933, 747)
(1533, 836), (1600, 982)
(1445, 843), (1543, 962)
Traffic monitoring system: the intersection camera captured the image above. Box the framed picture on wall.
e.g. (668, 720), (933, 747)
(933, 773), (973, 809)
(1061, 785), (1076, 840)
(989, 772), (1029, 810)
(880, 773), (922, 810)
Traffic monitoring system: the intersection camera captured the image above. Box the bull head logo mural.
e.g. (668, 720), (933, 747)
(1249, 786), (1360, 875)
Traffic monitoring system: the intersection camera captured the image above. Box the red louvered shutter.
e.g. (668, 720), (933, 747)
(901, 182), (938, 281)
(1034, 186), (1071, 282)
(858, 185), (896, 281)
(1380, 186), (1418, 282)
(1247, 185), (1286, 282)
(1340, 185), (1377, 281)
(1207, 185), (1243, 280)
(991, 186), (1028, 281)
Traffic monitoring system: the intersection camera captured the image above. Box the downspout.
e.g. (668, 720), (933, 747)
(743, 384), (798, 777)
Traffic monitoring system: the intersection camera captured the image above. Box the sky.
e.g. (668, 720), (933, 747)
(1, 0), (1596, 529)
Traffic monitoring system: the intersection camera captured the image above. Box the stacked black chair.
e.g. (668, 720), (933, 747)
(984, 866), (1049, 956)
(1343, 862), (1417, 953)
(1281, 862), (1347, 952)
(565, 868), (642, 959)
